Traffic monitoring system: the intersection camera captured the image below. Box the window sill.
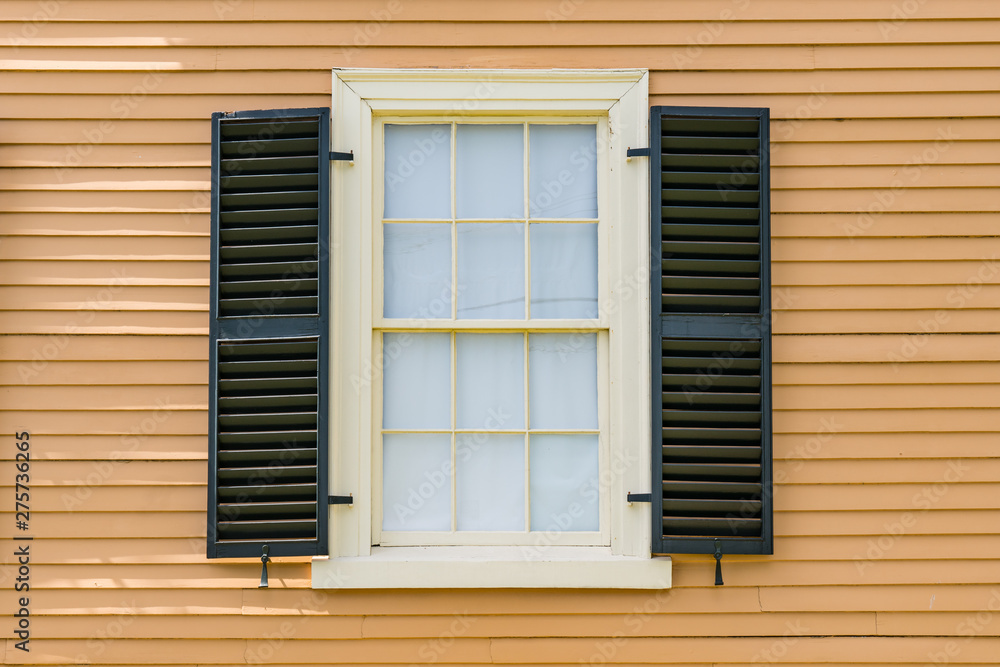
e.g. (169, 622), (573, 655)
(311, 547), (671, 589)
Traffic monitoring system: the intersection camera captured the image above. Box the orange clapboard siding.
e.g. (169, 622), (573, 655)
(2, 0), (1000, 21)
(0, 361), (206, 385)
(5, 22), (1000, 48)
(0, 1), (997, 665)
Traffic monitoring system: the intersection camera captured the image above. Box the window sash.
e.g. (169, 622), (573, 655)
(372, 115), (612, 547)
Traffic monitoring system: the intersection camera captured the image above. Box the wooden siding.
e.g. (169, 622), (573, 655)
(2, 0), (999, 664)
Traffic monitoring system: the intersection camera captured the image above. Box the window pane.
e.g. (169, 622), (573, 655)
(456, 124), (524, 219)
(457, 223), (525, 319)
(384, 124), (451, 219)
(456, 333), (525, 430)
(382, 332), (450, 429)
(456, 433), (525, 531)
(382, 434), (452, 531)
(529, 333), (598, 430)
(528, 125), (597, 218)
(529, 434), (599, 532)
(530, 223), (598, 319)
(383, 223), (452, 319)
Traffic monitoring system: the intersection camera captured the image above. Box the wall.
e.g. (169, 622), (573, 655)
(2, 0), (999, 664)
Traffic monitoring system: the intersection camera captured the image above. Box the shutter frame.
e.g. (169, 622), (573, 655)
(650, 106), (773, 556)
(208, 107), (331, 559)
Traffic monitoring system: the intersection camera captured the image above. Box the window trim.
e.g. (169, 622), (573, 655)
(316, 68), (669, 589)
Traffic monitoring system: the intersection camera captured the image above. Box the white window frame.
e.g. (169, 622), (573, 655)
(314, 68), (669, 589)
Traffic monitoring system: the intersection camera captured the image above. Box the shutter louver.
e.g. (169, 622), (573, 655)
(650, 107), (773, 556)
(208, 108), (330, 559)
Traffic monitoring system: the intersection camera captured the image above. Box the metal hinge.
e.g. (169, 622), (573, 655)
(329, 151), (354, 164)
(328, 495), (353, 505)
(626, 492), (652, 503)
(626, 147), (649, 162)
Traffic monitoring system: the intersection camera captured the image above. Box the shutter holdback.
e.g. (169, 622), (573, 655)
(713, 540), (724, 586)
(258, 545), (271, 589)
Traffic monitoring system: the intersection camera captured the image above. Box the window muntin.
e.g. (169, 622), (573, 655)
(373, 119), (610, 547)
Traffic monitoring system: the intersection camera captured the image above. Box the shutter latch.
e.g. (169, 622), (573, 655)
(626, 147), (649, 162)
(328, 494), (353, 506)
(714, 539), (724, 586)
(626, 492), (652, 503)
(330, 151), (354, 165)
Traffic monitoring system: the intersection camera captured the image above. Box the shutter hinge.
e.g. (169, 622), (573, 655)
(626, 147), (649, 162)
(328, 494), (353, 505)
(626, 492), (652, 503)
(329, 151), (354, 165)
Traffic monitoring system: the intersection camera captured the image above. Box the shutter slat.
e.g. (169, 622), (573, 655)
(662, 516), (761, 537)
(220, 136), (318, 156)
(662, 118), (760, 135)
(663, 462), (762, 478)
(221, 207), (318, 226)
(218, 430), (317, 447)
(221, 156), (319, 176)
(219, 296), (319, 317)
(661, 155), (759, 172)
(663, 391), (761, 407)
(217, 519), (318, 540)
(663, 374), (761, 390)
(664, 294), (761, 310)
(651, 106), (771, 556)
(219, 393), (319, 412)
(220, 277), (318, 295)
(663, 171), (760, 188)
(664, 445), (762, 461)
(218, 448), (317, 465)
(663, 205), (760, 221)
(664, 223), (760, 240)
(664, 498), (762, 513)
(664, 426), (762, 441)
(662, 188), (759, 205)
(220, 260), (318, 280)
(663, 240), (760, 258)
(663, 410), (761, 426)
(220, 190), (319, 210)
(662, 480), (762, 496)
(219, 411), (319, 431)
(209, 107), (330, 559)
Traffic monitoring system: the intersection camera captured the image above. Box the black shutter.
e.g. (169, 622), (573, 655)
(650, 106), (773, 556)
(208, 108), (330, 558)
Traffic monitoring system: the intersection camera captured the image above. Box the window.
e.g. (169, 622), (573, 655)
(205, 71), (773, 587)
(375, 120), (607, 547)
(320, 69), (665, 588)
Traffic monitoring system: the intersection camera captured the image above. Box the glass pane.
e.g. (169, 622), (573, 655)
(530, 223), (598, 319)
(382, 332), (450, 429)
(528, 124), (597, 218)
(456, 433), (525, 531)
(382, 434), (452, 531)
(529, 333), (598, 430)
(456, 333), (525, 430)
(529, 434), (599, 532)
(384, 124), (451, 219)
(456, 124), (524, 219)
(457, 223), (525, 319)
(383, 223), (452, 319)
